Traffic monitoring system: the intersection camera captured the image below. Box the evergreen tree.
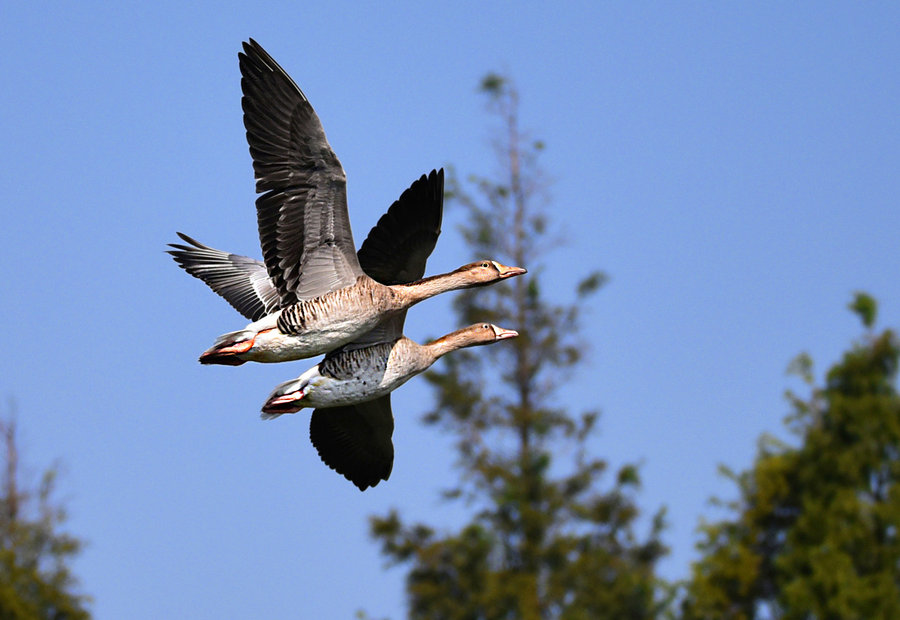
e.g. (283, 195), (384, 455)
(681, 293), (900, 619)
(0, 411), (89, 619)
(370, 74), (667, 619)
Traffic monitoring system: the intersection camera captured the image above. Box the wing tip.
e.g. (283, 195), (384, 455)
(309, 407), (392, 492)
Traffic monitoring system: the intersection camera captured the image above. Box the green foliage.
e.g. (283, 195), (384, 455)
(680, 295), (900, 619)
(370, 74), (666, 618)
(0, 414), (90, 619)
(577, 272), (607, 299)
(479, 73), (506, 96)
(849, 292), (877, 329)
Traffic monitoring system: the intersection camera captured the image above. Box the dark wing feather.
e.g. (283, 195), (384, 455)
(357, 168), (444, 285)
(345, 169), (445, 347)
(309, 396), (394, 491)
(167, 232), (280, 321)
(239, 39), (363, 305)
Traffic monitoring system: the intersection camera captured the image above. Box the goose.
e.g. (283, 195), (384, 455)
(260, 322), (518, 490)
(171, 169), (518, 490)
(172, 39), (525, 366)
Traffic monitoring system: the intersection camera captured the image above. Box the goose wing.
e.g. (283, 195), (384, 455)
(357, 168), (444, 285)
(240, 39), (363, 305)
(309, 396), (394, 491)
(167, 233), (279, 321)
(346, 168), (445, 348)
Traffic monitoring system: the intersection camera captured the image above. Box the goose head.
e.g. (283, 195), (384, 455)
(431, 323), (520, 351)
(455, 260), (527, 287)
(466, 323), (519, 346)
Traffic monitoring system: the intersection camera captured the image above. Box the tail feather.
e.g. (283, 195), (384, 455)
(198, 329), (255, 365)
(260, 377), (308, 417)
(211, 328), (254, 347)
(198, 352), (247, 366)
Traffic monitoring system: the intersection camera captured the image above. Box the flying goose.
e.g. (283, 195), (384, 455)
(171, 39), (524, 366)
(261, 323), (518, 490)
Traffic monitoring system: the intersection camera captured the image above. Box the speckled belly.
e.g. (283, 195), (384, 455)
(303, 342), (424, 408)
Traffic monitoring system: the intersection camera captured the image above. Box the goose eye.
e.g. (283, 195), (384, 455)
(482, 324), (490, 329)
(480, 262), (490, 268)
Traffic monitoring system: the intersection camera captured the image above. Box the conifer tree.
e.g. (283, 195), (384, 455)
(681, 293), (900, 619)
(370, 74), (667, 619)
(0, 411), (89, 619)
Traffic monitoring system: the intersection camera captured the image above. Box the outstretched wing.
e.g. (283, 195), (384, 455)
(357, 168), (444, 285)
(240, 39), (363, 305)
(347, 168), (444, 348)
(309, 396), (394, 491)
(167, 232), (279, 321)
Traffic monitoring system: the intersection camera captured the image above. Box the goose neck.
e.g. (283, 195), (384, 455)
(424, 328), (471, 359)
(393, 270), (471, 306)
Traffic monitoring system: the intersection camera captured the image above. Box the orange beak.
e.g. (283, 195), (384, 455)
(493, 327), (519, 340)
(496, 263), (527, 278)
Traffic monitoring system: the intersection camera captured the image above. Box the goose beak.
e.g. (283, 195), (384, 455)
(494, 262), (528, 279)
(493, 327), (519, 340)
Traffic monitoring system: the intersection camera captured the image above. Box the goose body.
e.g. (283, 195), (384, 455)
(199, 276), (396, 364)
(172, 40), (525, 365)
(262, 324), (518, 416)
(263, 339), (424, 412)
(196, 261), (522, 365)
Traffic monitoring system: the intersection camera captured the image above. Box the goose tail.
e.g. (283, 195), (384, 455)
(260, 377), (310, 418)
(198, 329), (255, 365)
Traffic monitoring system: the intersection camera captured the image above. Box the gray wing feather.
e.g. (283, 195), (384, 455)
(240, 39), (363, 305)
(309, 396), (394, 491)
(167, 232), (280, 321)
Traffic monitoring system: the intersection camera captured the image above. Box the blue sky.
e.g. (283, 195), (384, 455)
(2, 2), (899, 617)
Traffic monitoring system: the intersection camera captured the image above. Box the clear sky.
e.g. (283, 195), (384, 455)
(2, 2), (899, 617)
